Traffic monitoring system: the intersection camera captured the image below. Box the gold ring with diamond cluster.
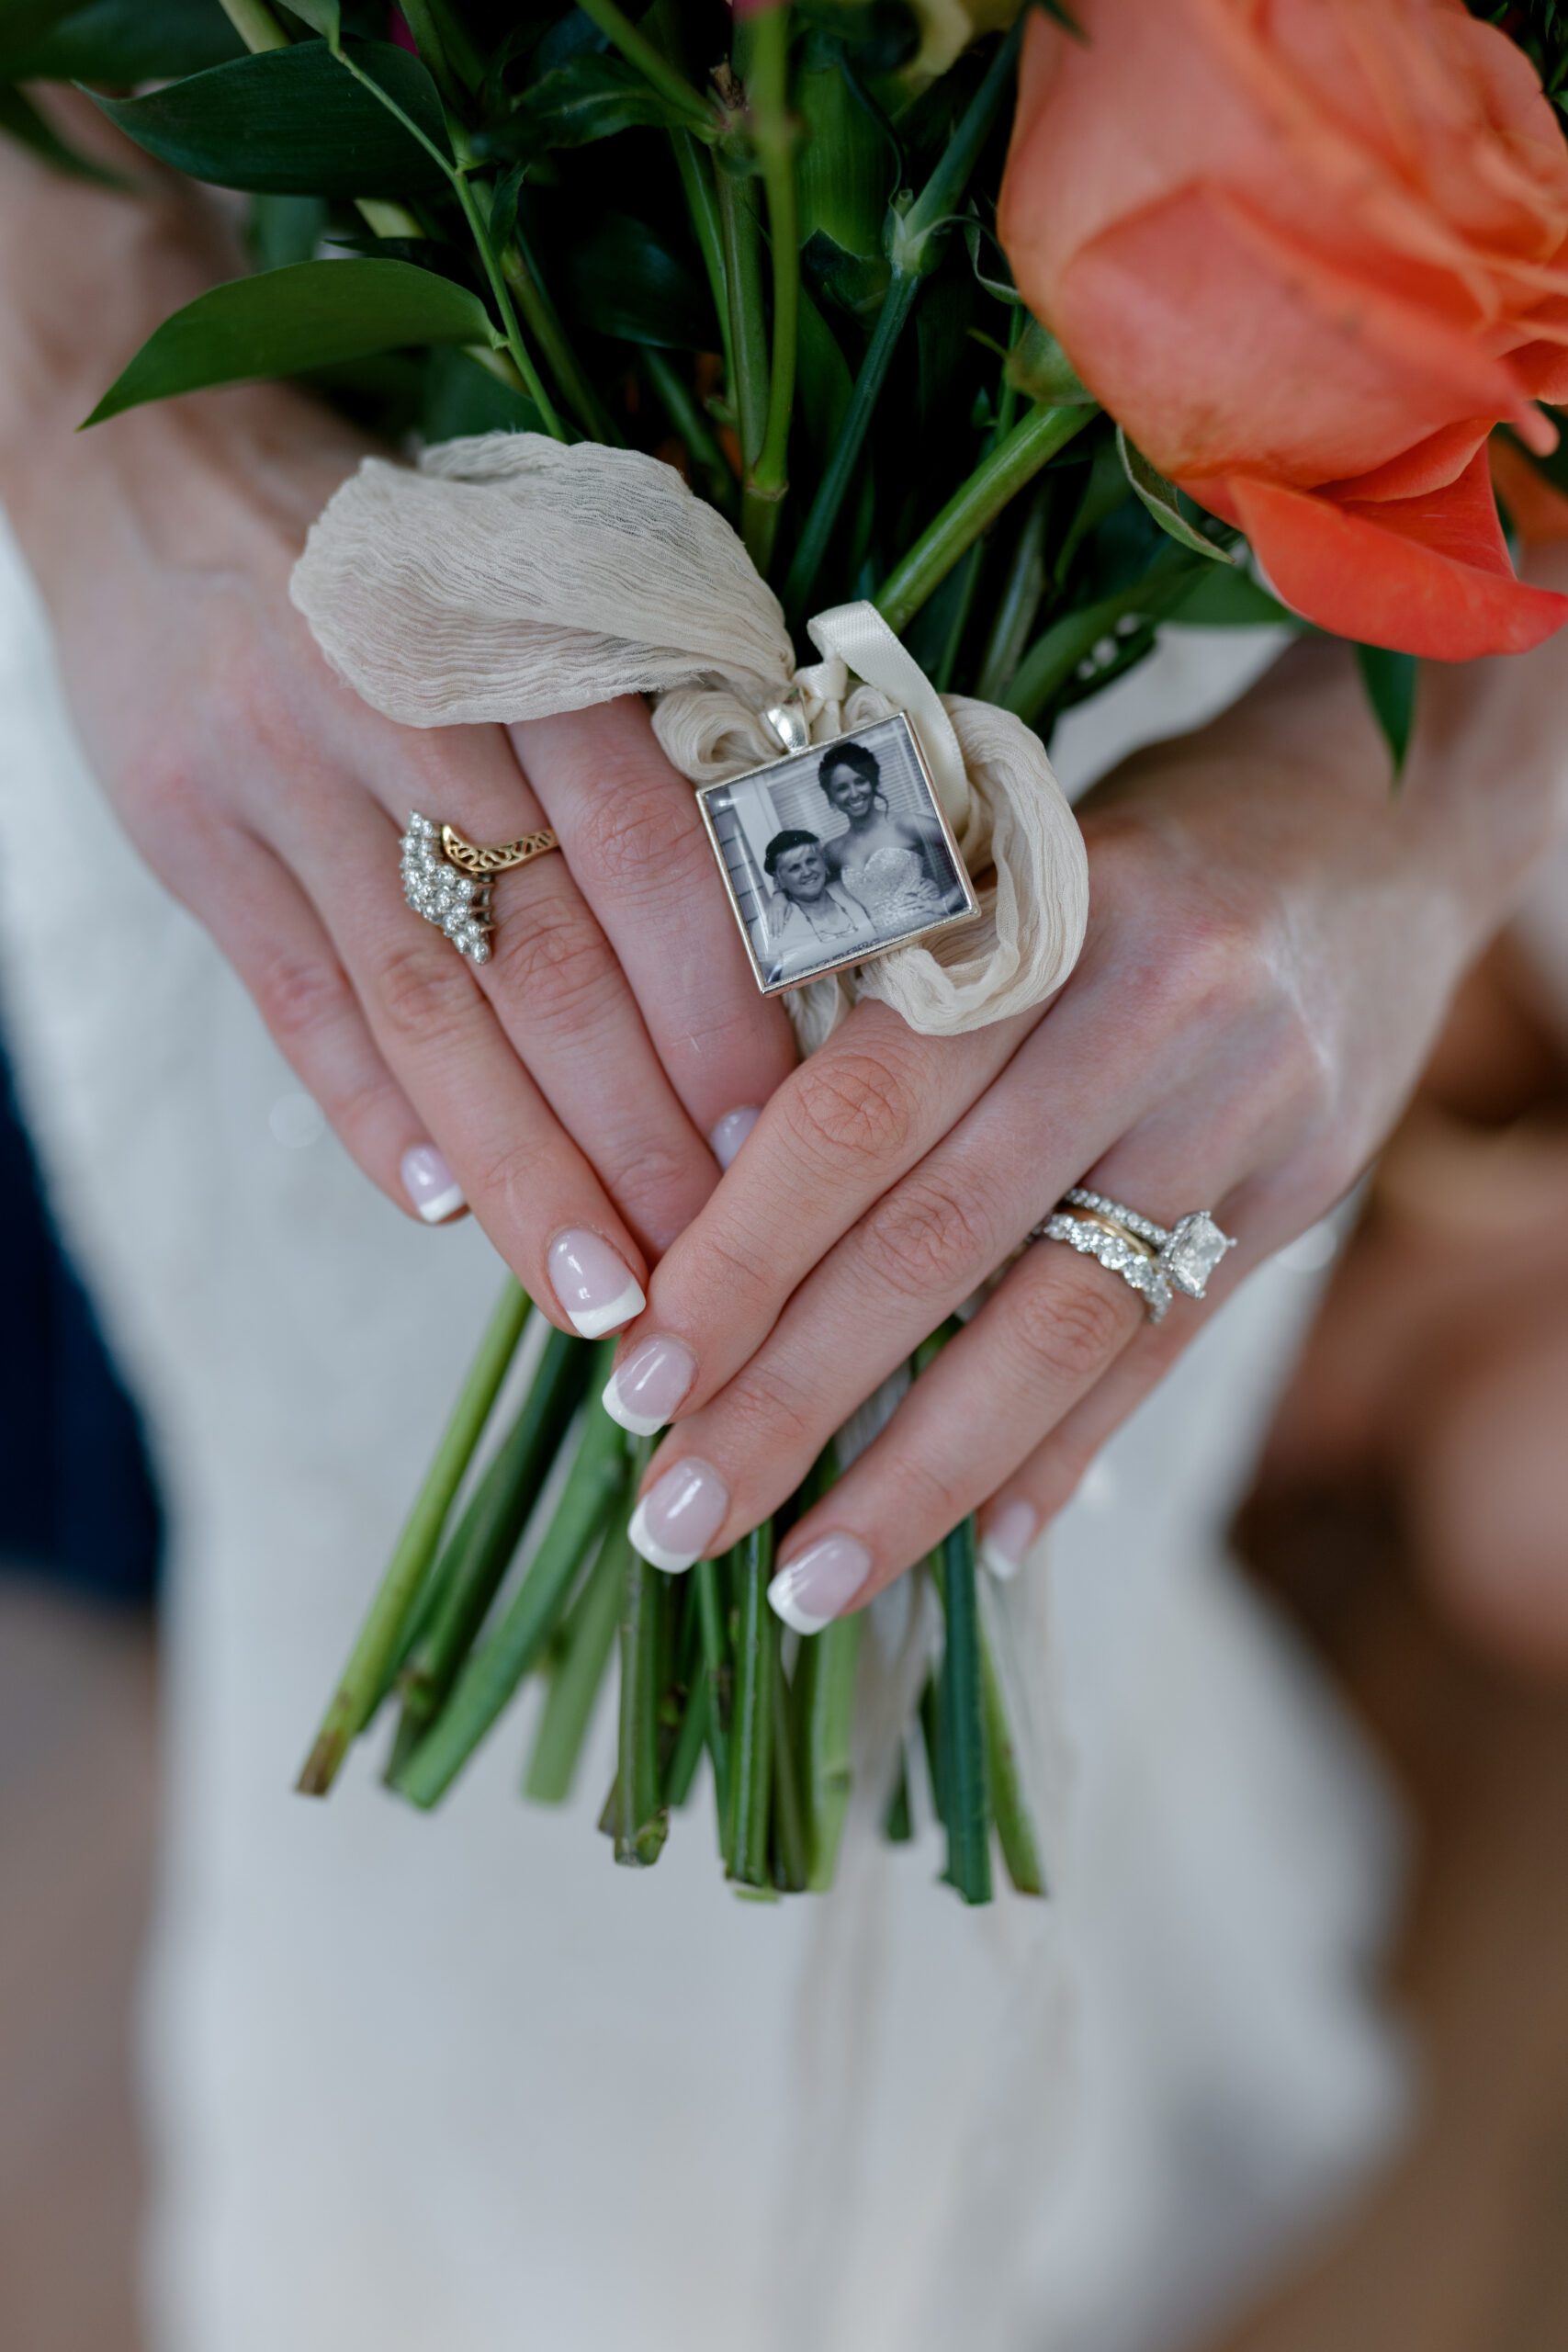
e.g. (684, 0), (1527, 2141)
(400, 812), (560, 963)
(1029, 1186), (1235, 1324)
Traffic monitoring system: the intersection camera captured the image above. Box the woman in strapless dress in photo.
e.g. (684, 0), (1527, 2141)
(817, 741), (962, 930)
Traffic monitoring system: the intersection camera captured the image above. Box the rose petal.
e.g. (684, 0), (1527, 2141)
(1225, 464), (1568, 658)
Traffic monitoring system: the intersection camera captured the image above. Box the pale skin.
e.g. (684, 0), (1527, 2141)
(3, 111), (1566, 1619)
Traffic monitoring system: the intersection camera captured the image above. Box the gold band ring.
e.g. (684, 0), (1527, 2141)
(400, 810), (561, 964)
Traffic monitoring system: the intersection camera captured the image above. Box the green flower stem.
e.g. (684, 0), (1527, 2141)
(295, 1278), (528, 1796)
(498, 230), (615, 441)
(671, 131), (735, 393)
(572, 0), (716, 134)
(393, 1323), (589, 1747)
(217, 0), (286, 48)
(694, 1555), (732, 1841)
(397, 0), (483, 107)
(392, 1373), (629, 1807)
(783, 266), (919, 623)
(783, 19), (1023, 622)
(980, 1617), (1046, 1897)
(883, 1748), (914, 1843)
(875, 402), (1093, 639)
(446, 165), (564, 435)
(801, 1616), (861, 1889)
(615, 1543), (671, 1868)
(643, 347), (735, 514)
(975, 481), (1051, 704)
(523, 1523), (626, 1804)
(736, 6), (799, 580)
(716, 157), (771, 558)
(726, 1524), (776, 1891)
(770, 1645), (809, 1892)
(1003, 551), (1204, 726)
(662, 1678), (709, 1811)
(934, 1519), (992, 1905)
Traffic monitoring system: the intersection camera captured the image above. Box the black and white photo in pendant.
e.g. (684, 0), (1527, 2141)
(697, 714), (976, 995)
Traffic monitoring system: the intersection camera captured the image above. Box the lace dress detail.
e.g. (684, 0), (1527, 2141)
(838, 842), (949, 928)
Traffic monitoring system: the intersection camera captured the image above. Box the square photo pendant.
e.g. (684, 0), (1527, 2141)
(695, 713), (979, 997)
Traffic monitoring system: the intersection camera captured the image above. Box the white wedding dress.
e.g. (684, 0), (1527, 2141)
(0, 519), (1408, 2352)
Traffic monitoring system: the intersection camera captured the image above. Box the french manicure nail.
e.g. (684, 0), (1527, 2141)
(768, 1533), (874, 1634)
(401, 1143), (466, 1225)
(548, 1228), (646, 1338)
(709, 1106), (761, 1169)
(603, 1336), (697, 1437)
(980, 1499), (1037, 1584)
(627, 1458), (728, 1574)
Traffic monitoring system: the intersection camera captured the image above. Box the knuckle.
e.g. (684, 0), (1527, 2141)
(1010, 1261), (1131, 1389)
(891, 1448), (968, 1540)
(251, 943), (350, 1053)
(786, 1047), (918, 1171)
(488, 890), (617, 1027)
(572, 762), (706, 899)
(372, 935), (476, 1048)
(860, 1172), (992, 1302)
(717, 1360), (820, 1464)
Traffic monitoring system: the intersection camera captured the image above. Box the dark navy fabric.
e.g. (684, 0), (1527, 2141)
(0, 1021), (161, 1603)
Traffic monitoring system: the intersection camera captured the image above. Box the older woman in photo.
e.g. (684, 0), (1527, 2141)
(816, 740), (964, 930)
(760, 828), (873, 982)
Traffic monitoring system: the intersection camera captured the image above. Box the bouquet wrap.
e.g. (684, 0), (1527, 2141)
(291, 431), (1089, 1050)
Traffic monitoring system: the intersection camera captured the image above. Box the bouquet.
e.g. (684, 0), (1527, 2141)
(16, 0), (1568, 1900)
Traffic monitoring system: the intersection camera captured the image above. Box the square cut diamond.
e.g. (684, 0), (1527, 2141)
(1162, 1212), (1231, 1297)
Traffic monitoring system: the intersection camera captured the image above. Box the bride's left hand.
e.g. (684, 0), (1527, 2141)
(603, 629), (1566, 1618)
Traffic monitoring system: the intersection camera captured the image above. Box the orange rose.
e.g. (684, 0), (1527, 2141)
(998, 0), (1568, 659)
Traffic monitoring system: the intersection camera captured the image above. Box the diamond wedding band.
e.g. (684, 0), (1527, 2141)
(400, 812), (560, 962)
(1031, 1187), (1235, 1324)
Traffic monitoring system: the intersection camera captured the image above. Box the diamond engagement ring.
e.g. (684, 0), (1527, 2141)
(1030, 1188), (1235, 1325)
(400, 812), (560, 963)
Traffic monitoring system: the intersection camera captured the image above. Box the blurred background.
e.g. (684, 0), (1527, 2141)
(5, 868), (1568, 2352)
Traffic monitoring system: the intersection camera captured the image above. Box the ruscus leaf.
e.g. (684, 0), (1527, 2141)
(83, 258), (497, 426)
(1355, 642), (1418, 781)
(1116, 424), (1233, 562)
(86, 39), (449, 198)
(5, 0), (243, 80)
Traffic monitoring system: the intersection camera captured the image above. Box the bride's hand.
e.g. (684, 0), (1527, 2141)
(10, 381), (794, 1330)
(604, 631), (1567, 1615)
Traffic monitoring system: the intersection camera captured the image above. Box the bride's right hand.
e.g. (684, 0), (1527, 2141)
(9, 379), (795, 1332)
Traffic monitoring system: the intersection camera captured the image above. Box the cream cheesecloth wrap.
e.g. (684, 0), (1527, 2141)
(289, 430), (1089, 1049)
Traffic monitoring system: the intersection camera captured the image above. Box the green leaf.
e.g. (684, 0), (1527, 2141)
(1006, 311), (1093, 405)
(250, 192), (329, 274)
(83, 257), (497, 426)
(1116, 424), (1233, 562)
(0, 82), (120, 180)
(474, 51), (683, 160)
(422, 345), (544, 443)
(5, 0), (243, 79)
(1355, 642), (1418, 780)
(87, 39), (450, 198)
(284, 0), (341, 46)
(1167, 563), (1300, 628)
(565, 211), (709, 349)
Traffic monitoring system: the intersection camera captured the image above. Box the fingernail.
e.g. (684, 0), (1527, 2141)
(768, 1533), (873, 1634)
(603, 1336), (697, 1437)
(709, 1106), (761, 1170)
(980, 1500), (1036, 1584)
(627, 1458), (728, 1575)
(401, 1143), (466, 1225)
(548, 1229), (646, 1338)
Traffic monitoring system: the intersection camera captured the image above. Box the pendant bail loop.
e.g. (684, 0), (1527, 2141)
(763, 695), (811, 756)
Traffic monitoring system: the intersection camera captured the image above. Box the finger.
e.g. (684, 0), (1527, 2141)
(764, 1173), (1257, 1625)
(190, 828), (464, 1224)
(608, 995), (1036, 1429)
(288, 789), (653, 1337)
(512, 697), (796, 1140)
(976, 1179), (1297, 1575)
(326, 721), (720, 1254)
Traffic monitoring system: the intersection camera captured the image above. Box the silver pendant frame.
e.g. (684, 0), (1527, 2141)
(694, 711), (979, 999)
